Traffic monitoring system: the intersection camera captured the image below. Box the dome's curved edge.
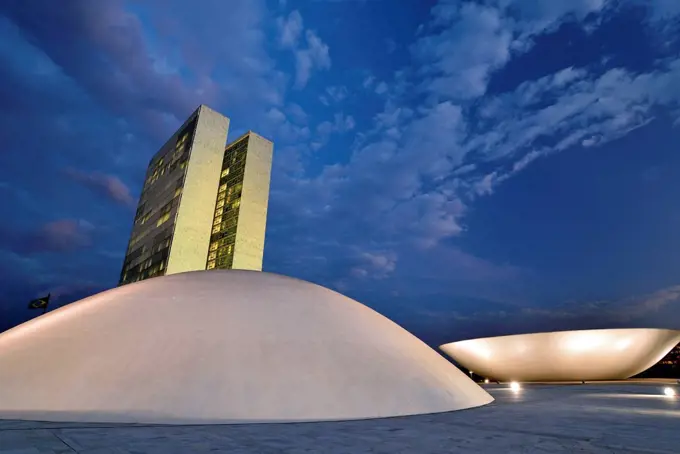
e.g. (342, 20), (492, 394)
(0, 396), (494, 426)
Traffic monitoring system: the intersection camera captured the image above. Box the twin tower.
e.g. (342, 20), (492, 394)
(119, 105), (273, 285)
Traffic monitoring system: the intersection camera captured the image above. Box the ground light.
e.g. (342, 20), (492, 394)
(663, 387), (676, 398)
(484, 378), (490, 384)
(510, 381), (521, 392)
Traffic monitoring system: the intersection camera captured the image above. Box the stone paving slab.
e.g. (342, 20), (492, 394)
(1, 382), (679, 453)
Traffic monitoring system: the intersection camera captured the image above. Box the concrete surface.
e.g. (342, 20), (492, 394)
(1, 381), (679, 453)
(440, 328), (680, 382)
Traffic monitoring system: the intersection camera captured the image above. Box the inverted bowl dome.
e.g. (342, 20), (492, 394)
(0, 270), (492, 424)
(440, 328), (680, 382)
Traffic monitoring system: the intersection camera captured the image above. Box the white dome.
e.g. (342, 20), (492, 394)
(0, 270), (492, 424)
(440, 328), (680, 382)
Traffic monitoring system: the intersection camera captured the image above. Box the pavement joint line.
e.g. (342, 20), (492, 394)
(49, 429), (79, 453)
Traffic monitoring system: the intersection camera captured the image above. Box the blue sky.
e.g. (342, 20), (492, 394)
(1, 0), (679, 346)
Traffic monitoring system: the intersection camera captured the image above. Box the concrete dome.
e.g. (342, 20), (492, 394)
(0, 270), (492, 424)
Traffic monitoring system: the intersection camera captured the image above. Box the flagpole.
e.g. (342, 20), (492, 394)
(42, 293), (51, 315)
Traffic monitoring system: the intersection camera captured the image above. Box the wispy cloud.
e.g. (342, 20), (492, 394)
(276, 10), (331, 88)
(63, 168), (136, 208)
(265, 0), (680, 298)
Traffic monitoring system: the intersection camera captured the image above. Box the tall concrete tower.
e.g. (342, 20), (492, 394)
(206, 131), (273, 271)
(119, 106), (273, 285)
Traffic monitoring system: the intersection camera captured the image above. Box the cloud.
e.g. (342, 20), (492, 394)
(412, 0), (612, 100)
(335, 112), (356, 131)
(266, 0), (680, 300)
(0, 0), (283, 147)
(350, 251), (397, 279)
(276, 10), (303, 48)
(374, 81), (388, 94)
(511, 149), (541, 172)
(38, 220), (95, 253)
(315, 112), (356, 144)
(0, 219), (95, 255)
(286, 103), (308, 124)
(581, 136), (599, 147)
(267, 99), (470, 288)
(63, 168), (136, 208)
(294, 30), (331, 88)
(463, 59), (680, 195)
(413, 2), (512, 99)
(324, 85), (349, 103)
(4, 0), (680, 335)
(472, 172), (498, 196)
(276, 10), (331, 89)
(1, 1), (202, 140)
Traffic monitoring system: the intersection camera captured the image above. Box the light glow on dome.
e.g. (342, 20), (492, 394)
(0, 270), (493, 424)
(440, 329), (680, 382)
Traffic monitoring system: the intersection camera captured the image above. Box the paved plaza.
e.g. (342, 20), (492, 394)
(1, 380), (679, 453)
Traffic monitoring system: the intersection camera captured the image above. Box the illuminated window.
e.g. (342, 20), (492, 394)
(207, 260), (216, 270)
(221, 168), (230, 178)
(208, 251), (217, 261)
(213, 216), (221, 226)
(157, 212), (171, 227)
(215, 207), (223, 217)
(217, 192), (226, 202)
(212, 225), (220, 234)
(174, 187), (182, 198)
(128, 234), (140, 249)
(232, 199), (241, 209)
(216, 199), (225, 209)
(179, 160), (187, 169)
(219, 183), (227, 193)
(209, 242), (218, 252)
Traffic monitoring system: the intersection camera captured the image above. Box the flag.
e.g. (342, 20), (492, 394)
(28, 294), (50, 310)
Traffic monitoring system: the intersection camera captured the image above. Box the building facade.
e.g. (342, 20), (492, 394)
(119, 106), (273, 285)
(206, 131), (273, 271)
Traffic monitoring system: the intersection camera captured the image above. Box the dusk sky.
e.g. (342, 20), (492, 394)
(1, 0), (680, 346)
